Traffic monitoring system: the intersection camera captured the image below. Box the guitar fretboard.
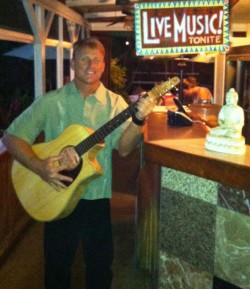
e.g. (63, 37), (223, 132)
(75, 104), (138, 157)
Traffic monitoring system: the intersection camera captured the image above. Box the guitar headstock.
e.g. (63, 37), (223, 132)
(147, 76), (180, 102)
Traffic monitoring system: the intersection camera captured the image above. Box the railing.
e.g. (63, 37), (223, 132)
(0, 141), (31, 263)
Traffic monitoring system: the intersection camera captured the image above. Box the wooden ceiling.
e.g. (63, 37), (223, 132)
(57, 0), (250, 31)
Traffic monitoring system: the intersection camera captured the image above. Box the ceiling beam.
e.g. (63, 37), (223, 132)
(0, 29), (34, 43)
(0, 28), (72, 48)
(21, 0), (90, 27)
(86, 16), (126, 23)
(66, 4), (134, 14)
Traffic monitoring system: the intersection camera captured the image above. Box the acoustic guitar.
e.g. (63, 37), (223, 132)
(11, 77), (180, 222)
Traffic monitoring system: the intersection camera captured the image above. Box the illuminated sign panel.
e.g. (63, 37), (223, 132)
(134, 1), (229, 56)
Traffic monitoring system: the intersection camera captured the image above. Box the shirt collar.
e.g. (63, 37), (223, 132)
(94, 83), (106, 104)
(70, 81), (106, 104)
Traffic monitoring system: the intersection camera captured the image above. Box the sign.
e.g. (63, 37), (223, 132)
(134, 0), (229, 56)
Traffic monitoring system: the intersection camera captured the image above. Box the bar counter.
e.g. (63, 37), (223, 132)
(144, 111), (250, 192)
(136, 111), (250, 289)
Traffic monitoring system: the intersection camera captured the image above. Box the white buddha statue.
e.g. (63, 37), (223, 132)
(205, 88), (246, 154)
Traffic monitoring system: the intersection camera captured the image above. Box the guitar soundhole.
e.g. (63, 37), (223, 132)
(59, 146), (80, 170)
(60, 159), (83, 187)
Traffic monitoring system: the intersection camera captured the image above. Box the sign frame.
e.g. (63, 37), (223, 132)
(134, 0), (229, 56)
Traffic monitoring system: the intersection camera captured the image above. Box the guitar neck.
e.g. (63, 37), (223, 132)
(75, 104), (138, 157)
(74, 76), (180, 158)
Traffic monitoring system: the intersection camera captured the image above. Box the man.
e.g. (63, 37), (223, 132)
(183, 76), (213, 104)
(3, 37), (155, 289)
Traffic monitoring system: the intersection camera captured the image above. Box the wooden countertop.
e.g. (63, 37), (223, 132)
(144, 112), (250, 191)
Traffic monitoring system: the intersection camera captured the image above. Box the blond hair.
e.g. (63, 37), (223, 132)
(73, 37), (105, 59)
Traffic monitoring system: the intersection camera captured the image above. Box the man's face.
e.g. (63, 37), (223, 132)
(71, 47), (105, 85)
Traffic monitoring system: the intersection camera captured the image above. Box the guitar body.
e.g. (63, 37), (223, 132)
(11, 124), (103, 222)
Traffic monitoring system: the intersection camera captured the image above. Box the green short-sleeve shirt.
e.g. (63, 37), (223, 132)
(7, 81), (131, 200)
